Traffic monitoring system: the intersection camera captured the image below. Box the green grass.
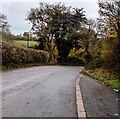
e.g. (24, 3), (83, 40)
(13, 40), (38, 47)
(84, 69), (120, 90)
(93, 73), (120, 90)
(105, 80), (120, 90)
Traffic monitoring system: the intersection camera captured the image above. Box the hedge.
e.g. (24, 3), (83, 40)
(2, 41), (49, 69)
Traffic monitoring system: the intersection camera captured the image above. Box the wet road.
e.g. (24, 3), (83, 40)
(80, 74), (119, 118)
(2, 66), (83, 117)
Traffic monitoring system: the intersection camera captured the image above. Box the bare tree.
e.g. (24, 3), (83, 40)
(0, 13), (11, 34)
(98, 0), (120, 43)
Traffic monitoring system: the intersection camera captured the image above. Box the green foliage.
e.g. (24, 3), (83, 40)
(2, 41), (49, 69)
(57, 39), (73, 63)
(68, 48), (85, 65)
(84, 68), (120, 90)
(85, 38), (104, 69)
(105, 80), (120, 90)
(27, 2), (86, 63)
(68, 57), (84, 65)
(83, 0), (120, 90)
(85, 56), (104, 69)
(84, 0), (120, 79)
(99, 38), (120, 74)
(98, 0), (120, 74)
(68, 48), (84, 57)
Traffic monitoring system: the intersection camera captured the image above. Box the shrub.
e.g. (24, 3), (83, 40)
(68, 57), (84, 65)
(2, 41), (49, 68)
(99, 38), (120, 74)
(85, 56), (104, 69)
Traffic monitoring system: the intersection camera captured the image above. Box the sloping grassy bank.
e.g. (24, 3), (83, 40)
(83, 68), (120, 90)
(2, 41), (49, 70)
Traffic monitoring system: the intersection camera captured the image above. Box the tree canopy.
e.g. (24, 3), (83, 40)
(27, 2), (86, 62)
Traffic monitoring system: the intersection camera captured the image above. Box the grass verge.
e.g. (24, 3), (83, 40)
(83, 68), (120, 91)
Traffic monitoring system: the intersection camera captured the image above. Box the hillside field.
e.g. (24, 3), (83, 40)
(13, 40), (38, 47)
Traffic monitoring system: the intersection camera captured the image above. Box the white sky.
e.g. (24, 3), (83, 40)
(0, 0), (99, 35)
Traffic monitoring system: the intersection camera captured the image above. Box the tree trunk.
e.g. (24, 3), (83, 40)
(49, 50), (55, 62)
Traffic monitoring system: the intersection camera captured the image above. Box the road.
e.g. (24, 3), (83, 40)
(2, 66), (83, 117)
(80, 74), (119, 118)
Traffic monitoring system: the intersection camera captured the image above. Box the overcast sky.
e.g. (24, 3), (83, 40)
(1, 0), (99, 35)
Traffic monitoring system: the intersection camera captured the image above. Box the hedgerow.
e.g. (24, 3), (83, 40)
(2, 41), (49, 69)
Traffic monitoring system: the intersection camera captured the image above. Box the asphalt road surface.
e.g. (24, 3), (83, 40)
(80, 74), (119, 118)
(2, 66), (83, 117)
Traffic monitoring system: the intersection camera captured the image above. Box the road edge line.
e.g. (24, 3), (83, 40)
(76, 74), (86, 118)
